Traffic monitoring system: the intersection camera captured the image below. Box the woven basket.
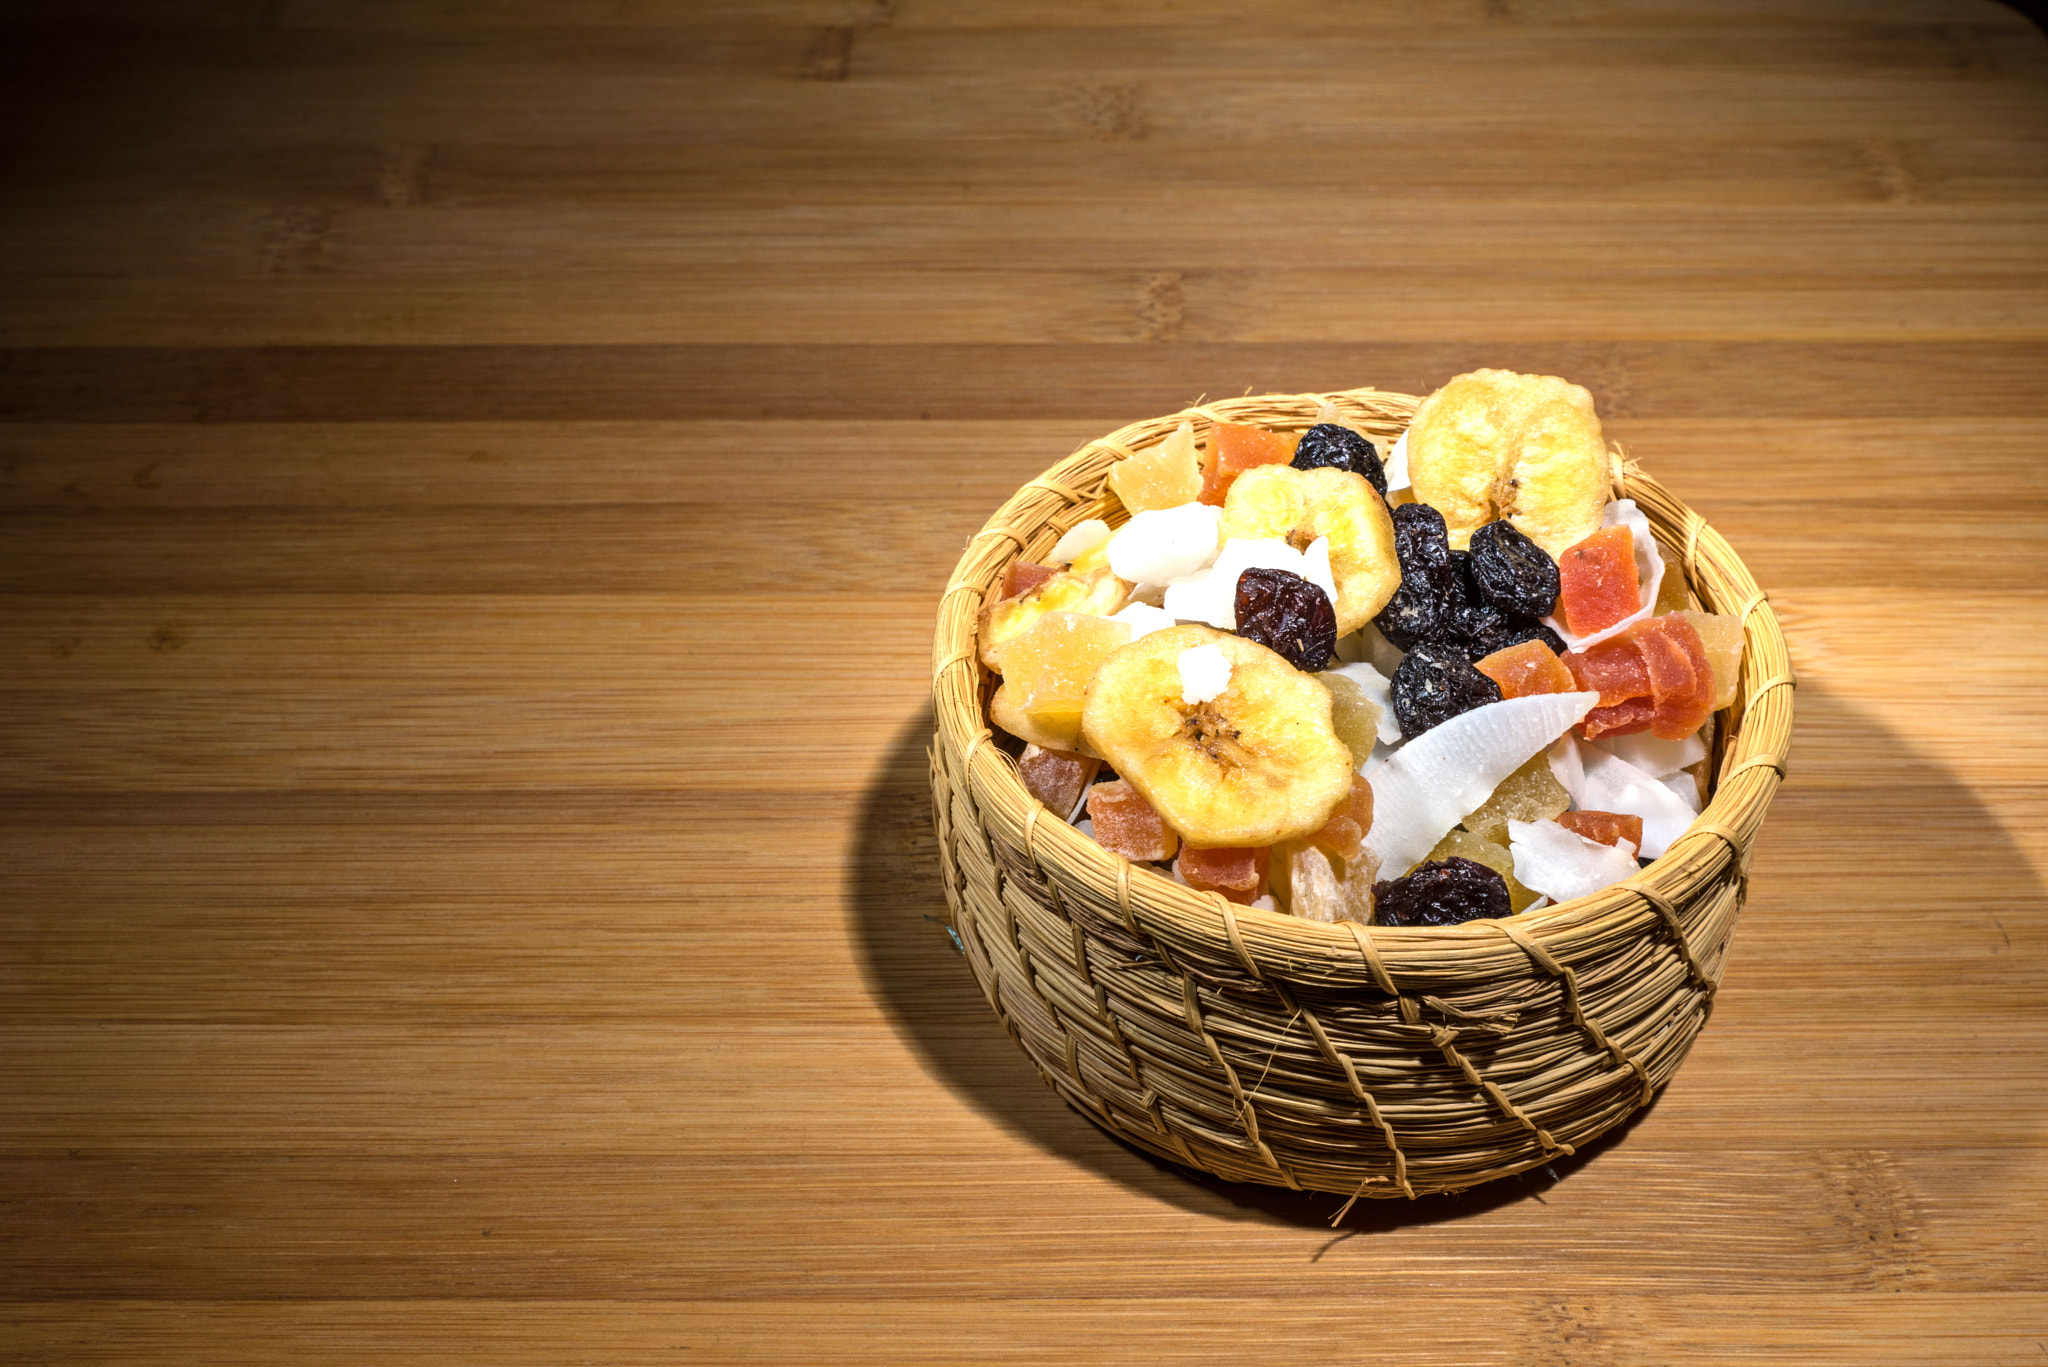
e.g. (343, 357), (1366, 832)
(928, 385), (1793, 1201)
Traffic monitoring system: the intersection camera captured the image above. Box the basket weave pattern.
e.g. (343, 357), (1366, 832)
(929, 387), (1794, 1200)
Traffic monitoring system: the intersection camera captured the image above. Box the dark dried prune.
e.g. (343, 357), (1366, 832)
(1460, 592), (1567, 660)
(1391, 642), (1503, 738)
(1373, 857), (1512, 927)
(1468, 520), (1561, 618)
(1373, 502), (1464, 651)
(1234, 566), (1337, 672)
(1291, 423), (1387, 498)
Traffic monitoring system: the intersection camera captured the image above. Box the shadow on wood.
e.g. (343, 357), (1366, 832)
(848, 684), (2045, 1229)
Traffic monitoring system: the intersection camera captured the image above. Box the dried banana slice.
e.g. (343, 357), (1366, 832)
(1404, 368), (1609, 558)
(1218, 463), (1400, 637)
(1082, 624), (1355, 849)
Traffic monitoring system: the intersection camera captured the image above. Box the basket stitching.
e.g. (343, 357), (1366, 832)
(1340, 920), (1402, 999)
(1622, 880), (1718, 998)
(1429, 1024), (1573, 1156)
(940, 580), (986, 605)
(1750, 671), (1797, 700)
(1683, 510), (1706, 586)
(1215, 897), (1266, 981)
(1113, 860), (1141, 934)
(1725, 753), (1787, 781)
(1736, 588), (1771, 624)
(934, 642), (979, 673)
(1024, 476), (1089, 503)
(1494, 919), (1656, 1110)
(1168, 959), (1298, 1188)
(1272, 983), (1415, 1198)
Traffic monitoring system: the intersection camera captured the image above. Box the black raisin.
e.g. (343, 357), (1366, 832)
(1234, 567), (1337, 672)
(1468, 615), (1567, 661)
(1291, 423), (1387, 498)
(1373, 857), (1512, 927)
(1373, 502), (1465, 651)
(1468, 520), (1561, 618)
(1391, 641), (1503, 738)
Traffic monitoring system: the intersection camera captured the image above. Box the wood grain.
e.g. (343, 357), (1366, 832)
(3, 1), (2047, 1362)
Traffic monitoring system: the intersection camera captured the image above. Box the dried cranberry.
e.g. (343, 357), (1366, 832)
(1234, 567), (1337, 672)
(1374, 857), (1512, 927)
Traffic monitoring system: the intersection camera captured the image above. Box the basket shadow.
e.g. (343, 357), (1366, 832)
(849, 686), (2046, 1229)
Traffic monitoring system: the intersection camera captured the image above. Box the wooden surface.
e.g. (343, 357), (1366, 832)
(3, 2), (2047, 1361)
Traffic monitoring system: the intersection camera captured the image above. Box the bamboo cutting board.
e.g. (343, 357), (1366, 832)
(3, 1), (2047, 1362)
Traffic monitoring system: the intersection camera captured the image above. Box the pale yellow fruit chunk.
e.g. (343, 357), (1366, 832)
(1108, 420), (1202, 514)
(1082, 624), (1354, 849)
(978, 565), (1128, 671)
(1317, 670), (1384, 760)
(998, 611), (1134, 751)
(1405, 368), (1609, 557)
(1460, 753), (1570, 844)
(1219, 463), (1400, 636)
(1674, 608), (1744, 710)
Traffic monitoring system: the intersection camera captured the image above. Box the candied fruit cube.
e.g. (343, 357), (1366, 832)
(1674, 608), (1743, 710)
(1555, 809), (1644, 855)
(1198, 423), (1295, 506)
(1424, 826), (1540, 913)
(1557, 524), (1640, 636)
(1474, 638), (1575, 699)
(978, 565), (1130, 671)
(1284, 842), (1373, 924)
(1086, 779), (1180, 862)
(1177, 843), (1270, 905)
(1317, 669), (1386, 759)
(1462, 753), (1571, 843)
(1019, 743), (1101, 820)
(1004, 560), (1057, 601)
(1305, 776), (1373, 861)
(1109, 420), (1204, 514)
(998, 611), (1133, 749)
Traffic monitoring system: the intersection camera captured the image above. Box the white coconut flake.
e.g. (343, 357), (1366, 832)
(1249, 895), (1279, 913)
(1508, 819), (1642, 904)
(1049, 517), (1112, 565)
(1107, 502), (1222, 586)
(1110, 600), (1177, 642)
(1162, 535), (1338, 630)
(1364, 691), (1598, 877)
(1384, 429), (1411, 493)
(1544, 499), (1666, 651)
(1323, 662), (1403, 744)
(1548, 734), (1698, 860)
(1177, 643), (1232, 705)
(1593, 729), (1707, 779)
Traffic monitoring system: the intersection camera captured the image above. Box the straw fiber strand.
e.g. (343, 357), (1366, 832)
(930, 385), (1792, 1199)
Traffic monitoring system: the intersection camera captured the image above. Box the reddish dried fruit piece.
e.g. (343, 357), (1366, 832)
(1556, 525), (1640, 636)
(1086, 779), (1180, 863)
(1177, 843), (1271, 904)
(1018, 743), (1100, 818)
(1556, 809), (1644, 853)
(1305, 776), (1373, 861)
(1635, 613), (1714, 741)
(1198, 423), (1295, 506)
(1563, 614), (1718, 741)
(1004, 560), (1057, 600)
(1580, 695), (1656, 741)
(1474, 638), (1575, 699)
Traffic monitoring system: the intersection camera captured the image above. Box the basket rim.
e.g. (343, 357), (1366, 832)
(930, 383), (1793, 972)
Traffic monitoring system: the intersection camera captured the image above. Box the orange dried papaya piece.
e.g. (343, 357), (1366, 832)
(1556, 809), (1644, 853)
(1474, 638), (1575, 699)
(1556, 524), (1640, 636)
(1197, 423), (1295, 507)
(1177, 844), (1271, 905)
